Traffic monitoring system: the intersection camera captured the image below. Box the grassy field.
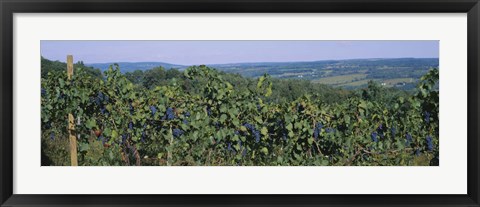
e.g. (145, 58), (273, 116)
(337, 78), (415, 88)
(338, 79), (374, 87)
(312, 73), (367, 85)
(383, 78), (414, 85)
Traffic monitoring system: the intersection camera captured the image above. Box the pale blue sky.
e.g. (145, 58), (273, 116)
(41, 40), (439, 65)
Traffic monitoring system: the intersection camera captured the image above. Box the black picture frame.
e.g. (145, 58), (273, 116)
(1, 0), (479, 206)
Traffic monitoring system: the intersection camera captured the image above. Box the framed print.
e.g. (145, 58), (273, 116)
(1, 0), (479, 206)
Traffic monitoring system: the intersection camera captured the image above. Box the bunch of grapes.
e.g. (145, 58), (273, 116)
(426, 135), (433, 151)
(243, 123), (260, 143)
(95, 92), (105, 105)
(150, 106), (157, 116)
(276, 120), (287, 141)
(390, 127), (396, 138)
(424, 111), (431, 124)
(313, 122), (323, 141)
(227, 142), (234, 153)
(253, 130), (260, 143)
(377, 124), (385, 139)
(405, 133), (413, 146)
(44, 122), (51, 129)
(41, 88), (46, 97)
(206, 106), (212, 116)
(173, 128), (184, 138)
(100, 105), (107, 115)
(371, 131), (378, 142)
(121, 134), (127, 144)
(165, 107), (175, 120)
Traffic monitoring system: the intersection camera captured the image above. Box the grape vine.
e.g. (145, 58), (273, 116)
(41, 65), (439, 166)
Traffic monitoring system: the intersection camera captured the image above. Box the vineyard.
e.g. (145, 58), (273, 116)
(41, 61), (439, 166)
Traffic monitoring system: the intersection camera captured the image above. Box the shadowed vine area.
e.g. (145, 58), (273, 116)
(41, 60), (439, 166)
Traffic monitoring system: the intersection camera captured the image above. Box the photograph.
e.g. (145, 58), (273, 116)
(40, 40), (439, 166)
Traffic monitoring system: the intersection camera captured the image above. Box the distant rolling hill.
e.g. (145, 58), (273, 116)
(86, 62), (186, 73)
(86, 58), (439, 90)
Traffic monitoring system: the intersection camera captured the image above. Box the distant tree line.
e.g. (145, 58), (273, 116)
(41, 56), (102, 79)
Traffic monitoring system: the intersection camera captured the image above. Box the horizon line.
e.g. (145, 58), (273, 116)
(41, 56), (439, 66)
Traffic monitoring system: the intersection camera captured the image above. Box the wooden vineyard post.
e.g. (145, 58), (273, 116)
(67, 55), (78, 166)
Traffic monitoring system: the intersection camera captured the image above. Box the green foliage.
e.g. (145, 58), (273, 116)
(41, 56), (102, 79)
(41, 62), (439, 166)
